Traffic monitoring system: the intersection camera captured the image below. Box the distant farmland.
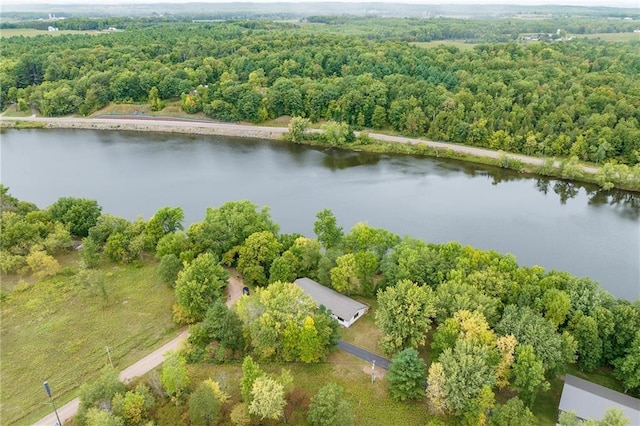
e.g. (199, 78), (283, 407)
(0, 28), (101, 38)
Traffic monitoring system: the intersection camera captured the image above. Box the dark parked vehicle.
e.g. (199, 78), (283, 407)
(242, 286), (250, 295)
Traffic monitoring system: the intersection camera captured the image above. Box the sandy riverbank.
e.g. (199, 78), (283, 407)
(0, 115), (290, 140)
(1, 115), (599, 176)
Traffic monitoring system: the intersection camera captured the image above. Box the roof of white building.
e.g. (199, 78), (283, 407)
(559, 374), (640, 423)
(294, 277), (368, 321)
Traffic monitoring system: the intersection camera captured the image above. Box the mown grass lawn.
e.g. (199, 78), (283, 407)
(0, 259), (178, 425)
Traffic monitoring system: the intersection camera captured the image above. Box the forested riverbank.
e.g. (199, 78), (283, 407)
(3, 113), (640, 192)
(2, 18), (639, 178)
(2, 188), (639, 425)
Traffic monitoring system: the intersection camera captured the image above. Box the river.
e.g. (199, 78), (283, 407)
(1, 129), (638, 300)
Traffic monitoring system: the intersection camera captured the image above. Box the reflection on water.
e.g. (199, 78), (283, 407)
(1, 129), (638, 299)
(322, 150), (381, 170)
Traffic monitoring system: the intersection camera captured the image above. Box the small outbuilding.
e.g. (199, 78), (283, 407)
(558, 374), (640, 424)
(294, 277), (369, 328)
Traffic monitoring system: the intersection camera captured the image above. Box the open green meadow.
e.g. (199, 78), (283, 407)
(573, 32), (640, 42)
(0, 28), (98, 38)
(0, 259), (178, 425)
(410, 40), (477, 51)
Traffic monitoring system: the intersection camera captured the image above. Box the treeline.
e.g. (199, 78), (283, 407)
(3, 186), (639, 424)
(2, 19), (640, 166)
(305, 16), (640, 42)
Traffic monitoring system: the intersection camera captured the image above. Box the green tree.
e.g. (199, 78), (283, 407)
(342, 222), (400, 262)
(78, 366), (125, 417)
(248, 376), (286, 421)
(155, 232), (190, 260)
(190, 299), (245, 353)
(496, 305), (570, 376)
(490, 397), (536, 426)
(569, 312), (603, 372)
(371, 105), (387, 129)
(286, 236), (322, 278)
(296, 316), (322, 363)
(269, 253), (297, 284)
(375, 279), (436, 355)
(541, 288), (571, 329)
(144, 206), (184, 252)
(321, 120), (352, 146)
(230, 403), (251, 426)
(112, 388), (151, 426)
(426, 361), (450, 416)
(81, 236), (101, 269)
(241, 356), (263, 403)
(598, 407), (632, 426)
(161, 351), (189, 400)
(382, 237), (449, 287)
(26, 249), (61, 280)
(236, 281), (337, 361)
(148, 86), (164, 111)
(313, 208), (343, 250)
(48, 197), (102, 237)
(103, 218), (147, 264)
(511, 344), (549, 407)
(330, 253), (359, 295)
(287, 116), (310, 143)
(307, 382), (353, 426)
(439, 339), (497, 420)
(188, 380), (221, 426)
(237, 230), (282, 287)
(174, 252), (229, 323)
(386, 347), (427, 401)
(613, 329), (640, 392)
(157, 253), (182, 286)
(85, 408), (124, 426)
(188, 200), (278, 259)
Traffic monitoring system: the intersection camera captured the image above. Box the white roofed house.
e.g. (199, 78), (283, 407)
(294, 278), (369, 328)
(558, 375), (640, 424)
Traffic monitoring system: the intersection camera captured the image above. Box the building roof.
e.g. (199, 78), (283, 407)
(559, 374), (640, 423)
(294, 278), (367, 321)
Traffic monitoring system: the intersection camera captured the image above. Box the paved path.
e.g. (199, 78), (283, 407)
(32, 331), (189, 426)
(33, 338), (385, 425)
(337, 340), (391, 370)
(31, 274), (245, 426)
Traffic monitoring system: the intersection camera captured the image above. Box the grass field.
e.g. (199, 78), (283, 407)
(410, 40), (477, 51)
(0, 28), (99, 38)
(572, 32), (640, 42)
(0, 258), (178, 425)
(185, 351), (432, 426)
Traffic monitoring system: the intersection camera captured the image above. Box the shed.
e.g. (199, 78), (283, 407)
(294, 278), (369, 328)
(558, 374), (640, 424)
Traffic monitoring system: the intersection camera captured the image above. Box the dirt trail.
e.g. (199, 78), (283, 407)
(226, 271), (245, 307)
(1, 115), (598, 175)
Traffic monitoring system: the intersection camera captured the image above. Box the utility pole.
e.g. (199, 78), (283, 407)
(106, 346), (113, 368)
(43, 381), (62, 426)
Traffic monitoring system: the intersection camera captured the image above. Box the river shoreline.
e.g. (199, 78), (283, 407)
(2, 114), (637, 192)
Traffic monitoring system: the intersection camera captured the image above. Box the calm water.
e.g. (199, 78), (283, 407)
(1, 129), (639, 300)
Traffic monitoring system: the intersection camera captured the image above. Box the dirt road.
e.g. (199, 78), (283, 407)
(1, 115), (597, 175)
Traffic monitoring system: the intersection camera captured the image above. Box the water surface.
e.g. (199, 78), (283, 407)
(2, 129), (638, 300)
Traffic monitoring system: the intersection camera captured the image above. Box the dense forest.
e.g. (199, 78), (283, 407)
(2, 186), (639, 425)
(2, 18), (640, 168)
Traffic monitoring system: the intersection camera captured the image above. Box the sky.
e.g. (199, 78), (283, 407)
(5, 0), (640, 7)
